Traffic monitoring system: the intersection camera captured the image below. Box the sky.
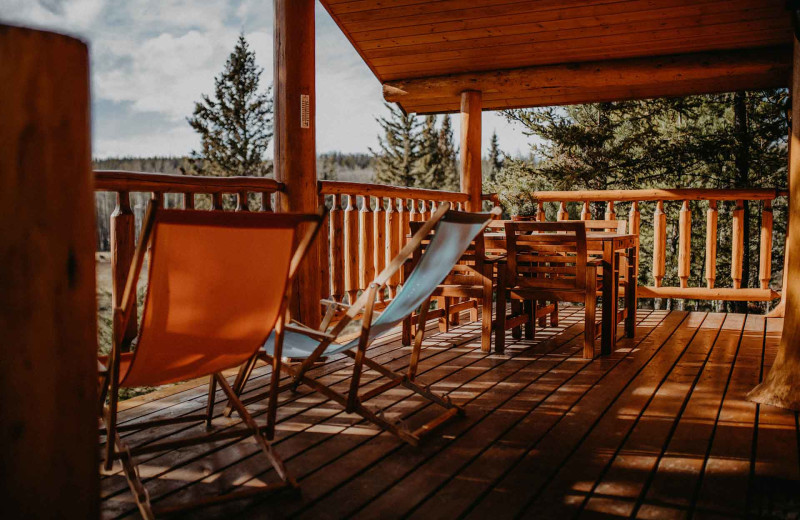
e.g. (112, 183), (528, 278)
(1, 0), (535, 159)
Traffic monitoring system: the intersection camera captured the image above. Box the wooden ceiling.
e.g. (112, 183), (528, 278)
(319, 0), (794, 113)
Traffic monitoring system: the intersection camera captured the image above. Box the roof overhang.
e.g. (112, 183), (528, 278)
(320, 0), (793, 113)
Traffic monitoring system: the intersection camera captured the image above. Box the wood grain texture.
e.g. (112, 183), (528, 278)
(274, 0), (321, 327)
(460, 90), (482, 211)
(0, 24), (98, 518)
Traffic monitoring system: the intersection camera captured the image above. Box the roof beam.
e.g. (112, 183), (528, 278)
(383, 46), (791, 114)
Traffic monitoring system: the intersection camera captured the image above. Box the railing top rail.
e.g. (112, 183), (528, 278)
(319, 180), (469, 203)
(483, 188), (786, 203)
(94, 170), (283, 193)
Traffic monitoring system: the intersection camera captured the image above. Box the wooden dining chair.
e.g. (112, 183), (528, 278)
(97, 200), (324, 519)
(495, 221), (601, 358)
(402, 218), (500, 353)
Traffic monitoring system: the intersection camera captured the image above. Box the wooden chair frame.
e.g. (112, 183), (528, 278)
(97, 200), (324, 519)
(495, 221), (601, 358)
(229, 204), (500, 446)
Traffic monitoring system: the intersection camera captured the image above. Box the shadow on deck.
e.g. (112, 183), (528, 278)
(101, 307), (800, 519)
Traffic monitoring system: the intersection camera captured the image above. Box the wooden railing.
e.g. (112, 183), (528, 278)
(94, 170), (282, 345)
(318, 180), (469, 305)
(485, 188), (786, 302)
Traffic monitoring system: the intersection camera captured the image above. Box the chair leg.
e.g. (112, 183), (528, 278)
(215, 372), (295, 486)
(223, 353), (258, 418)
(495, 286), (507, 355)
(550, 301), (559, 327)
(511, 300), (523, 340)
(468, 297), (479, 322)
(625, 248), (637, 338)
(448, 297), (460, 326)
(524, 300), (535, 339)
(481, 282), (493, 353)
(409, 296), (432, 379)
(205, 375), (217, 430)
(112, 430), (155, 520)
(584, 267), (598, 359)
(402, 315), (413, 346)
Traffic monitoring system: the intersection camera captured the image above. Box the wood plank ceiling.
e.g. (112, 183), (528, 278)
(319, 0), (794, 113)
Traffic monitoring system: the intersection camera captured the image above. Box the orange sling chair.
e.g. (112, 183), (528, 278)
(97, 200), (324, 519)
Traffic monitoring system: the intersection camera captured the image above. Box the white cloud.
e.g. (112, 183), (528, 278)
(1, 0), (535, 158)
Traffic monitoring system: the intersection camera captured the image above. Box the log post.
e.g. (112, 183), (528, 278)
(111, 191), (137, 347)
(706, 200), (718, 289)
(0, 25), (98, 518)
(274, 0), (321, 327)
(460, 90), (482, 211)
(760, 199), (774, 290)
(678, 200), (691, 288)
(747, 35), (800, 411)
(653, 200), (667, 288)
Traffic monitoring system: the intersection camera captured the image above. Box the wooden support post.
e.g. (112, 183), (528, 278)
(732, 200), (744, 289)
(628, 201), (641, 279)
(359, 195), (375, 291)
(460, 90), (482, 211)
(0, 25), (99, 518)
(706, 200), (718, 289)
(330, 194), (344, 303)
(759, 199), (774, 290)
(344, 194), (359, 304)
(274, 0), (321, 327)
(748, 36), (800, 411)
(678, 200), (691, 288)
(653, 200), (667, 288)
(111, 191), (137, 347)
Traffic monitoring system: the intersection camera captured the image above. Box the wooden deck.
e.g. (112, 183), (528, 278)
(101, 307), (800, 519)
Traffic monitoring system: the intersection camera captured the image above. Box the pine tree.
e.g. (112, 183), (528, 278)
(437, 115), (459, 191)
(414, 115), (444, 189)
(371, 103), (423, 187)
(487, 130), (504, 182)
(188, 34), (273, 177)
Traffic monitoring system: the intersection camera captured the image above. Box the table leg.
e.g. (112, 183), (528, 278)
(625, 246), (637, 338)
(601, 241), (619, 355)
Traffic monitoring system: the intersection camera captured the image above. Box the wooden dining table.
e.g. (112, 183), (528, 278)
(483, 230), (639, 356)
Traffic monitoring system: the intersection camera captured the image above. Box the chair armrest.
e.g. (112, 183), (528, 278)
(286, 323), (336, 341)
(484, 254), (507, 264)
(320, 299), (350, 310)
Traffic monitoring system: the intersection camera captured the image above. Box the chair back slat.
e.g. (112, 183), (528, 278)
(504, 221), (588, 292)
(120, 210), (307, 387)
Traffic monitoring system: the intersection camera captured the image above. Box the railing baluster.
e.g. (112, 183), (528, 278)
(580, 200), (591, 220)
(359, 195), (375, 294)
(428, 199), (435, 220)
(605, 201), (616, 220)
(398, 197), (409, 284)
(557, 201), (568, 221)
(212, 192), (223, 210)
(386, 198), (400, 298)
(111, 190), (137, 348)
(678, 200), (691, 288)
(628, 201), (640, 278)
(759, 199), (773, 290)
(184, 192), (194, 210)
(330, 194), (344, 304)
(319, 193), (331, 302)
(653, 200), (666, 288)
(261, 191), (273, 212)
(344, 194), (359, 304)
(732, 199), (744, 289)
(706, 200), (718, 288)
(374, 197), (386, 299)
(409, 198), (420, 222)
(237, 191), (248, 211)
(536, 201), (545, 221)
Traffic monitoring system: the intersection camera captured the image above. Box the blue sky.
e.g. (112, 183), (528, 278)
(1, 0), (534, 159)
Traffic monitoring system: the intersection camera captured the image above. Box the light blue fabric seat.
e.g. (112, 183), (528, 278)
(263, 212), (489, 360)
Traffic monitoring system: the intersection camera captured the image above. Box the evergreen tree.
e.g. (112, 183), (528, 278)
(437, 115), (459, 191)
(487, 130), (504, 182)
(503, 90), (788, 311)
(414, 115), (444, 188)
(188, 34), (273, 177)
(371, 103), (423, 187)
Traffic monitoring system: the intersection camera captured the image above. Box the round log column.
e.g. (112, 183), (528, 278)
(747, 36), (800, 410)
(273, 0), (322, 327)
(460, 90), (482, 211)
(0, 26), (98, 517)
